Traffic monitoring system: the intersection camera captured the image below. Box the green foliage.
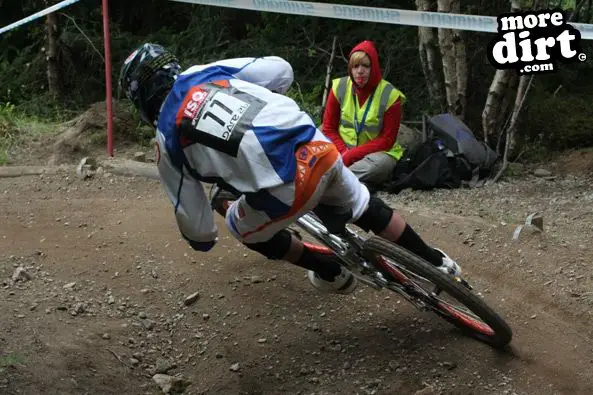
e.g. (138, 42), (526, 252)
(549, 0), (577, 10)
(286, 83), (324, 125)
(521, 93), (593, 150)
(503, 162), (527, 177)
(0, 354), (25, 372)
(1, 0), (593, 157)
(0, 101), (17, 138)
(517, 39), (593, 153)
(0, 99), (61, 165)
(0, 102), (19, 165)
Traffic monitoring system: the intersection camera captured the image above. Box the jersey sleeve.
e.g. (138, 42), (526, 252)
(188, 56), (294, 94)
(155, 132), (218, 246)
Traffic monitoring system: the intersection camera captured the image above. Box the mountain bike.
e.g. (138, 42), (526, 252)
(209, 185), (512, 348)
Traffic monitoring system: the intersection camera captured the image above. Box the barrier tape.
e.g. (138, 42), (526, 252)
(4, 0), (593, 39)
(0, 0), (82, 35)
(171, 0), (593, 40)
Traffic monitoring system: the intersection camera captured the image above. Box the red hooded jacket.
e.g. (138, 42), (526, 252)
(321, 40), (402, 166)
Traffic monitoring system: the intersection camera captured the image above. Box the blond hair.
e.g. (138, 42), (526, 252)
(348, 51), (371, 75)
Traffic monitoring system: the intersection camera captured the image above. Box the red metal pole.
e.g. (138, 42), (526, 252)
(102, 0), (114, 156)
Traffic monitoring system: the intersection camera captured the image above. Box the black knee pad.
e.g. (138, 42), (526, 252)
(354, 196), (393, 234)
(243, 229), (292, 260)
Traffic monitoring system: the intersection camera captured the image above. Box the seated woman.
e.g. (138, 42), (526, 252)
(321, 40), (406, 189)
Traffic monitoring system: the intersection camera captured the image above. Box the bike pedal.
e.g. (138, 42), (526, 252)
(454, 276), (473, 291)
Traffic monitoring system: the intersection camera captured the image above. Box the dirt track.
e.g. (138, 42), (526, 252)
(1, 164), (593, 395)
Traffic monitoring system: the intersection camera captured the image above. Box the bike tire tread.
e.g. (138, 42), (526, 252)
(362, 236), (513, 348)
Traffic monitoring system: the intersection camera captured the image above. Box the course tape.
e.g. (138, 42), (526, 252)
(4, 0), (593, 39)
(170, 0), (593, 40)
(0, 0), (81, 36)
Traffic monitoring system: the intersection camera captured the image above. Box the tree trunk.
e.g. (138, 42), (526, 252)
(493, 75), (532, 182)
(569, 0), (587, 20)
(482, 0), (524, 144)
(46, 11), (61, 99)
(321, 36), (337, 117)
(482, 70), (514, 144)
(506, 76), (531, 156)
(453, 27), (467, 120)
(436, 0), (467, 120)
(495, 73), (519, 153)
(416, 0), (446, 113)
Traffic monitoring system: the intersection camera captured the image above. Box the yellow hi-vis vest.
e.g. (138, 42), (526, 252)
(332, 76), (406, 160)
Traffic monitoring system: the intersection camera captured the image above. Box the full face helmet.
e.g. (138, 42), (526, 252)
(119, 43), (181, 126)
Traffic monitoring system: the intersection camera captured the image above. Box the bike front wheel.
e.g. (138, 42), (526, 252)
(362, 236), (513, 349)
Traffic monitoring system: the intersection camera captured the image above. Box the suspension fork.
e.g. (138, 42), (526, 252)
(295, 214), (386, 290)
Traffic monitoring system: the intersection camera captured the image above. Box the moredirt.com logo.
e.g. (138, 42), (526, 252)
(487, 9), (586, 74)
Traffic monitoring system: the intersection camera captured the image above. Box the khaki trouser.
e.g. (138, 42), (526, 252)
(349, 152), (397, 186)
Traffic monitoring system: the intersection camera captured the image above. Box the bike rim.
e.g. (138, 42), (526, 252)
(437, 302), (496, 336)
(302, 241), (332, 254)
(378, 256), (496, 337)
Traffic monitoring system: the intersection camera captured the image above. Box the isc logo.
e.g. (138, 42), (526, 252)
(487, 9), (586, 74)
(182, 87), (209, 119)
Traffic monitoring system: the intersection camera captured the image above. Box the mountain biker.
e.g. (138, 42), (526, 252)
(119, 43), (461, 295)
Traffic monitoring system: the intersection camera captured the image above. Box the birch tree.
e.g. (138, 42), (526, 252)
(437, 0), (468, 120)
(415, 0), (446, 113)
(45, 8), (61, 98)
(481, 0), (522, 144)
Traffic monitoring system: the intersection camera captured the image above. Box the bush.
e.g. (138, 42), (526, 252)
(0, 102), (17, 138)
(520, 94), (593, 151)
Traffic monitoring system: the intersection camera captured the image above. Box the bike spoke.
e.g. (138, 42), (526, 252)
(437, 302), (495, 336)
(378, 255), (496, 336)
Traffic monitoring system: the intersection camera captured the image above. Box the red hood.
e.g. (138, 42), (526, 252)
(349, 40), (382, 94)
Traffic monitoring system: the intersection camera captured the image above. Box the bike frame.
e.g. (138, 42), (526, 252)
(293, 213), (394, 291)
(211, 184), (434, 308)
(295, 213), (442, 310)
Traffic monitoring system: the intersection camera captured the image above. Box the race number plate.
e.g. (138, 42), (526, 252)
(178, 83), (266, 157)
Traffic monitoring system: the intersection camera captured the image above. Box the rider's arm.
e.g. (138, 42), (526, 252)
(321, 90), (349, 154)
(155, 134), (218, 251)
(342, 99), (402, 166)
(231, 56), (294, 93)
(190, 56), (294, 94)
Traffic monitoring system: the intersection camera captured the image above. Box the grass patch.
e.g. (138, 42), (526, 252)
(0, 102), (61, 166)
(0, 354), (25, 372)
(501, 162), (527, 178)
(0, 151), (8, 166)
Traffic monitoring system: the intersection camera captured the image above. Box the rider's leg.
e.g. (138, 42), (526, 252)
(238, 228), (343, 282)
(224, 137), (357, 293)
(353, 196), (444, 267)
(321, 158), (461, 275)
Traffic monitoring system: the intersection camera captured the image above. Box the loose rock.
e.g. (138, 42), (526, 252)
(184, 292), (200, 306)
(133, 152), (147, 163)
(152, 373), (190, 394)
(12, 266), (31, 283)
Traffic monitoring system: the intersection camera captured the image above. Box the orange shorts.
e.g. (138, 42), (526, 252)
(225, 137), (370, 244)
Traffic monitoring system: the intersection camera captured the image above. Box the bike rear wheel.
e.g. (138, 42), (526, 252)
(362, 236), (512, 348)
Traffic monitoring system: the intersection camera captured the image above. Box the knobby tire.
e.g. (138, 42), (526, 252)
(362, 236), (512, 348)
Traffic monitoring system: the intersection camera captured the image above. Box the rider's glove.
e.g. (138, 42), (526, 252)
(182, 232), (218, 252)
(188, 238), (218, 252)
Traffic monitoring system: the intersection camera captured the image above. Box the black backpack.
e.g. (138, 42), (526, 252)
(426, 113), (499, 181)
(387, 138), (461, 193)
(386, 113), (499, 193)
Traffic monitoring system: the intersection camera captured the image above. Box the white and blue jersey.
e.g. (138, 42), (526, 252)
(154, 56), (331, 245)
